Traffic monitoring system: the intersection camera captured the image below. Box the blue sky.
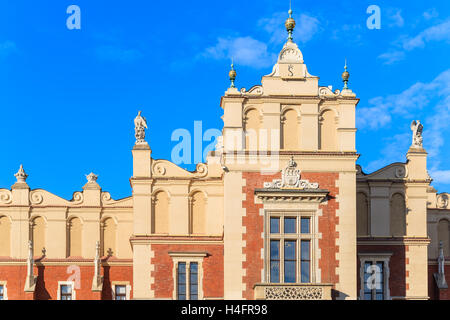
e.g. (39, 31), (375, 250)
(0, 0), (449, 199)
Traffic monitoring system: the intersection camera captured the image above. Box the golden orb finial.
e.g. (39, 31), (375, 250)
(229, 59), (237, 88)
(342, 59), (350, 89)
(285, 2), (296, 42)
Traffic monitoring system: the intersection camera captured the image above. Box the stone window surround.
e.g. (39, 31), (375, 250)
(0, 281), (7, 300)
(111, 281), (131, 300)
(264, 210), (317, 284)
(169, 252), (207, 300)
(358, 253), (392, 300)
(57, 281), (76, 300)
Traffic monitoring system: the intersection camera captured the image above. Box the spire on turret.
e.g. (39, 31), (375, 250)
(15, 164), (28, 183)
(229, 58), (237, 88)
(342, 59), (350, 90)
(285, 1), (296, 42)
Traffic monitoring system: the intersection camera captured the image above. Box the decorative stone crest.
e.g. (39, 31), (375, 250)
(410, 120), (423, 148)
(395, 166), (407, 179)
(15, 164), (28, 183)
(437, 194), (449, 209)
(86, 172), (98, 183)
(264, 157), (319, 190)
(134, 111), (148, 145)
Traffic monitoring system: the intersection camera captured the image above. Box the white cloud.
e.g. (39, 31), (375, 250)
(358, 69), (450, 130)
(378, 51), (405, 64)
(402, 20), (450, 50)
(359, 69), (450, 183)
(429, 170), (450, 184)
(258, 12), (320, 44)
(95, 45), (143, 63)
(423, 8), (439, 21)
(379, 19), (450, 64)
(388, 10), (405, 28)
(203, 36), (276, 68)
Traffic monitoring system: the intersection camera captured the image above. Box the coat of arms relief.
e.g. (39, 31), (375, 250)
(264, 157), (319, 190)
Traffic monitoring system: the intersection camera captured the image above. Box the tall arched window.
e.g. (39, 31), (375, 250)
(390, 193), (406, 237)
(319, 110), (337, 151)
(357, 193), (369, 236)
(438, 219), (450, 257)
(102, 218), (116, 257)
(190, 192), (206, 234)
(152, 191), (169, 234)
(0, 216), (11, 257)
(282, 109), (300, 150)
(31, 216), (46, 256)
(68, 217), (82, 257)
(244, 109), (260, 150)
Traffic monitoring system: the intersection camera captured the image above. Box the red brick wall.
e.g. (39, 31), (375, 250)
(241, 172), (340, 300)
(428, 264), (450, 300)
(242, 172), (280, 300)
(150, 244), (224, 299)
(0, 263), (132, 300)
(357, 244), (407, 298)
(303, 173), (340, 287)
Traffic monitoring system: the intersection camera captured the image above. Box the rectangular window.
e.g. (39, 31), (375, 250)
(0, 285), (3, 300)
(284, 240), (296, 283)
(267, 213), (314, 284)
(284, 217), (296, 234)
(270, 240), (280, 283)
(301, 240), (310, 283)
(190, 262), (198, 300)
(363, 261), (385, 300)
(270, 218), (280, 234)
(301, 218), (310, 234)
(115, 285), (127, 300)
(60, 284), (72, 300)
(177, 262), (187, 300)
(375, 262), (384, 300)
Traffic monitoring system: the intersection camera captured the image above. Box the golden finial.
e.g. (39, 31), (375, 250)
(342, 59), (350, 89)
(285, 1), (296, 42)
(229, 58), (237, 88)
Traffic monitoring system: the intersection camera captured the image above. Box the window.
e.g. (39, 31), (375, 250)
(57, 281), (75, 300)
(115, 285), (127, 300)
(60, 284), (73, 300)
(177, 262), (187, 300)
(359, 254), (391, 300)
(177, 262), (199, 300)
(0, 284), (4, 300)
(266, 214), (313, 284)
(170, 252), (206, 300)
(190, 263), (198, 300)
(112, 283), (131, 300)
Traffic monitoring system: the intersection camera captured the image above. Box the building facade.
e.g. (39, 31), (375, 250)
(0, 11), (448, 300)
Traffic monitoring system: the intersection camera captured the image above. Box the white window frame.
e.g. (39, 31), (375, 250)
(0, 281), (7, 300)
(265, 211), (316, 284)
(111, 282), (131, 300)
(358, 253), (392, 300)
(169, 252), (207, 300)
(57, 281), (76, 300)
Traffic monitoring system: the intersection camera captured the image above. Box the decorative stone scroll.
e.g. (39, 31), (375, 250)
(0, 190), (12, 204)
(264, 286), (323, 300)
(264, 157), (319, 190)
